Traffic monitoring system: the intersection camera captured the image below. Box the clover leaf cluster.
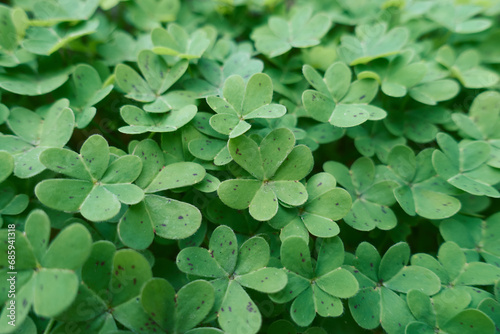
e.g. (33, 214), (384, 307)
(1, 1), (500, 334)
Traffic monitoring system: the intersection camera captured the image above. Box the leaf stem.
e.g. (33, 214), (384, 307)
(43, 319), (55, 334)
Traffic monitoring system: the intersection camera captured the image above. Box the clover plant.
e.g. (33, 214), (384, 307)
(1, 1), (500, 333)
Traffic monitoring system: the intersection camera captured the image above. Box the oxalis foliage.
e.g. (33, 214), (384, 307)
(1, 0), (500, 333)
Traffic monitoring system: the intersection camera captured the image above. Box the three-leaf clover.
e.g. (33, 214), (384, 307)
(411, 241), (500, 331)
(324, 157), (399, 231)
(405, 288), (496, 334)
(452, 91), (500, 168)
(436, 46), (499, 89)
(347, 242), (441, 333)
(35, 135), (144, 222)
(432, 133), (500, 198)
(152, 23), (210, 60)
(440, 213), (500, 266)
(0, 210), (92, 331)
(207, 73), (286, 138)
(426, 2), (492, 34)
(337, 23), (409, 66)
(302, 62), (386, 128)
(0, 99), (75, 178)
(251, 6), (331, 58)
(269, 237), (358, 327)
(118, 138), (205, 249)
(176, 225), (287, 334)
(218, 128), (313, 221)
(358, 51), (427, 98)
(60, 241), (156, 332)
(60, 64), (113, 128)
(379, 145), (462, 219)
(268, 172), (352, 238)
(115, 50), (192, 112)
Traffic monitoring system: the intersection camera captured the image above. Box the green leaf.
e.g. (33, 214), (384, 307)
(383, 266), (441, 295)
(42, 223), (92, 270)
(281, 237), (313, 279)
(176, 247), (226, 278)
(338, 23), (409, 65)
(316, 268), (359, 298)
(235, 236), (270, 275)
(441, 309), (495, 334)
(176, 280), (216, 332)
(235, 267), (287, 293)
(152, 24), (210, 59)
(251, 7), (331, 57)
(218, 281), (261, 334)
(23, 20), (99, 56)
(209, 225), (238, 275)
(110, 249), (152, 306)
(145, 162), (205, 193)
(33, 269), (79, 317)
(0, 67), (71, 96)
(119, 195), (202, 249)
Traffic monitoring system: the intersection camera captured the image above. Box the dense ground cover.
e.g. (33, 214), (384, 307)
(1, 0), (500, 333)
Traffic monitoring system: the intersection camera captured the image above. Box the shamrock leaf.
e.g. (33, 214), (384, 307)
(302, 62), (386, 128)
(35, 135), (144, 222)
(440, 213), (500, 266)
(119, 104), (197, 134)
(0, 151), (14, 183)
(176, 225), (287, 334)
(0, 99), (75, 178)
(218, 128), (313, 221)
(378, 145), (461, 219)
(58, 241), (156, 332)
(115, 50), (190, 111)
(188, 112), (232, 166)
(405, 289), (496, 334)
(0, 64), (71, 96)
(268, 172), (351, 238)
(59, 64), (113, 128)
(0, 181), (29, 228)
(426, 2), (492, 34)
(270, 237), (358, 327)
(0, 210), (92, 330)
(358, 50), (427, 98)
(207, 73), (286, 138)
(337, 23), (409, 66)
(406, 62), (460, 105)
(436, 46), (499, 89)
(452, 91), (500, 168)
(251, 6), (331, 58)
(184, 52), (264, 98)
(117, 139), (204, 249)
(347, 242), (441, 333)
(411, 242), (500, 325)
(432, 133), (500, 198)
(152, 23), (210, 59)
(324, 157), (399, 231)
(140, 278), (214, 333)
(29, 0), (100, 24)
(23, 19), (99, 56)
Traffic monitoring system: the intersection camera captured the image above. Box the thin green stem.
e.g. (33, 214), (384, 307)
(43, 319), (55, 334)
